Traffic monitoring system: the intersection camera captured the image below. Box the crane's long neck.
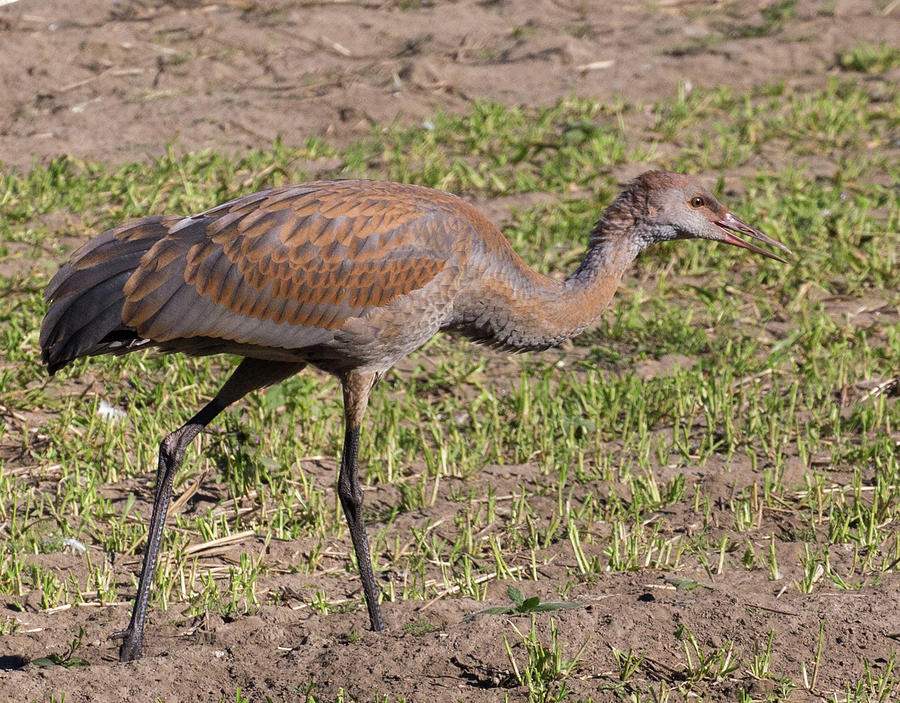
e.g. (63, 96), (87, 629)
(456, 189), (651, 351)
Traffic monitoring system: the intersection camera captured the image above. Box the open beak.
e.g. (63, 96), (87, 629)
(715, 212), (792, 263)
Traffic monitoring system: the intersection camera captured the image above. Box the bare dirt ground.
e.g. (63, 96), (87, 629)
(3, 0), (897, 170)
(2, 1), (899, 702)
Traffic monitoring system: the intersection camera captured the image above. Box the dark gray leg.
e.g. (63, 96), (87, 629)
(115, 358), (305, 662)
(337, 371), (384, 631)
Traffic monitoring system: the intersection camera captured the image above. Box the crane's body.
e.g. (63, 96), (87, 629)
(40, 171), (790, 662)
(42, 180), (636, 375)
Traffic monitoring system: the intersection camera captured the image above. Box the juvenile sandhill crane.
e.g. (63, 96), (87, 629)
(40, 171), (789, 662)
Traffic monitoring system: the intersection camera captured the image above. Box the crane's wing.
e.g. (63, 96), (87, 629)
(119, 181), (457, 350)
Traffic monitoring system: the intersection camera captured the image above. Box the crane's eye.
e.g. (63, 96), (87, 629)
(690, 196), (705, 208)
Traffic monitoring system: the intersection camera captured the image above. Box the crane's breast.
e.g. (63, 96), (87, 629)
(121, 181), (467, 349)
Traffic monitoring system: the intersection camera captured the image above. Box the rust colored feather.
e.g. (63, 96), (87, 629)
(117, 181), (470, 344)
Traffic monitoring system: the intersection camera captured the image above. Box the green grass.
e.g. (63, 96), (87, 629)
(838, 41), (900, 74)
(3, 71), (900, 702)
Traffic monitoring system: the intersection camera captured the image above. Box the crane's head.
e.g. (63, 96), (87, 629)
(622, 171), (791, 262)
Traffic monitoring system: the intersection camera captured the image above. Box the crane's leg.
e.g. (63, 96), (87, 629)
(337, 370), (385, 631)
(115, 358), (306, 662)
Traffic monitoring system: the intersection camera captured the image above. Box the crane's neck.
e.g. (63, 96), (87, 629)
(456, 187), (657, 351)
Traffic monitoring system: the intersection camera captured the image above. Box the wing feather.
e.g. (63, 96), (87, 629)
(121, 180), (466, 350)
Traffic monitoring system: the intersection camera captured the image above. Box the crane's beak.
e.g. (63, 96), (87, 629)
(715, 212), (792, 263)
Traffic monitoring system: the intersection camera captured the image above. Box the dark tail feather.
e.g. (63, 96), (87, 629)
(40, 216), (175, 374)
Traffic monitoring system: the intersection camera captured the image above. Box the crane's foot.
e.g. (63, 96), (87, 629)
(111, 627), (143, 662)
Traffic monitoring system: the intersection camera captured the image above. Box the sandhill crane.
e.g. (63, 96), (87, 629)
(40, 171), (790, 661)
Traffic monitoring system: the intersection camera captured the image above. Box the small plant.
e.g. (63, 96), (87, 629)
(748, 629), (775, 679)
(228, 689), (252, 703)
(768, 534), (782, 582)
(801, 620), (825, 693)
(504, 616), (588, 703)
(464, 585), (583, 621)
(826, 649), (897, 703)
(610, 646), (644, 682)
(665, 577), (713, 592)
(735, 0), (796, 38)
(342, 630), (361, 644)
(30, 564), (67, 610)
(0, 617), (19, 635)
(795, 544), (825, 594)
(32, 627), (90, 668)
(674, 624), (739, 683)
(838, 42), (900, 73)
(404, 618), (442, 636)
